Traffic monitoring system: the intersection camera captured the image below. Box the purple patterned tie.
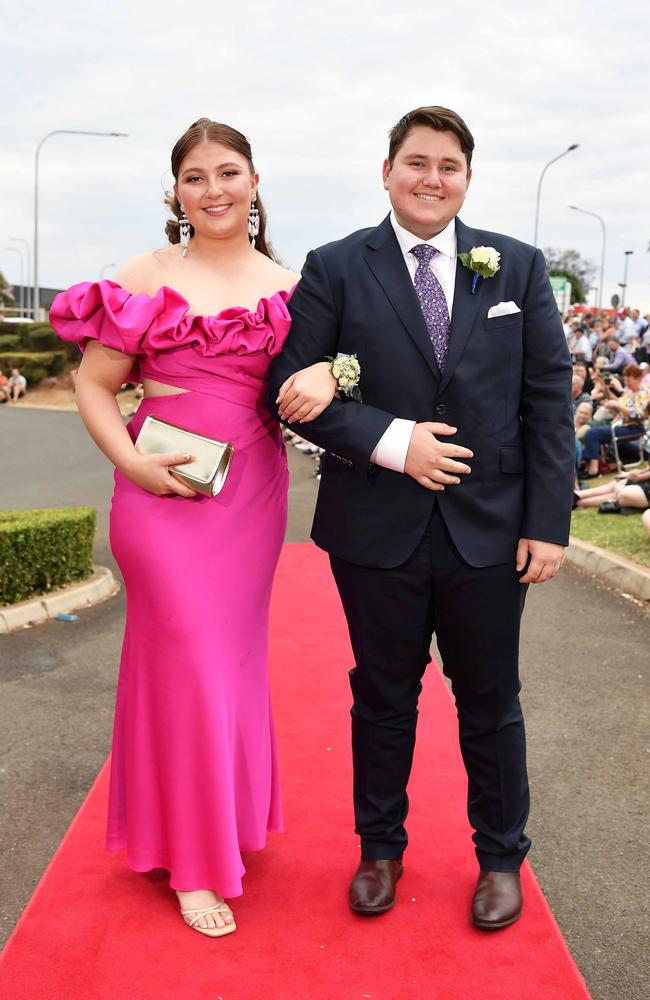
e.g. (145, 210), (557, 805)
(410, 244), (450, 373)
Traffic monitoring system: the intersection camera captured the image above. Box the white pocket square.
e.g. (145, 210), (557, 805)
(487, 301), (521, 319)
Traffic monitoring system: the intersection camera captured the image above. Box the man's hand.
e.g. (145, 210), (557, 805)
(516, 539), (565, 584)
(404, 422), (473, 491)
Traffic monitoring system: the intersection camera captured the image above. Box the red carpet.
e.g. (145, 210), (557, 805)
(0, 543), (591, 999)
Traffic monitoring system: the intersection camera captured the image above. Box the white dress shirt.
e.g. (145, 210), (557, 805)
(369, 213), (457, 473)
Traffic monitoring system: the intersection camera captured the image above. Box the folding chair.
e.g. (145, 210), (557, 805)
(610, 420), (649, 473)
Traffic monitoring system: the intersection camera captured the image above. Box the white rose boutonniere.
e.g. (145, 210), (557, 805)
(458, 246), (501, 294)
(328, 353), (361, 401)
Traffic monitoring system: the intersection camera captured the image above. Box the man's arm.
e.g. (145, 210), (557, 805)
(268, 249), (400, 466)
(269, 250), (474, 489)
(519, 249), (576, 546)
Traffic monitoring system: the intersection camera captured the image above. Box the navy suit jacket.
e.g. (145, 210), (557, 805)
(268, 215), (575, 569)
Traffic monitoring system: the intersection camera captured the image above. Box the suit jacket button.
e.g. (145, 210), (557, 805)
(435, 403), (447, 415)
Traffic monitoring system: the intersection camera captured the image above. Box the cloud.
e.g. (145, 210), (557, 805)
(2, 0), (649, 307)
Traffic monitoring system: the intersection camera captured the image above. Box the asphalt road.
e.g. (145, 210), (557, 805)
(1, 406), (648, 1000)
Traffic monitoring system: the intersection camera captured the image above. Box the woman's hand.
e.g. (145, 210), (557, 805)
(124, 452), (198, 497)
(277, 362), (337, 424)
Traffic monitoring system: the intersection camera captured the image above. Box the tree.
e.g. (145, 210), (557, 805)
(543, 247), (596, 304)
(0, 270), (16, 310)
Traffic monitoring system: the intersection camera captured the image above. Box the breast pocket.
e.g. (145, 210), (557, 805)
(483, 312), (523, 331)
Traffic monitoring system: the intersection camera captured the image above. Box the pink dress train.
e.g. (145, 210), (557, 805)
(50, 280), (292, 897)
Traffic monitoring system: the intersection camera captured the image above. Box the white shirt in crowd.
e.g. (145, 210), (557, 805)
(617, 315), (637, 345)
(369, 213), (457, 473)
(570, 332), (592, 362)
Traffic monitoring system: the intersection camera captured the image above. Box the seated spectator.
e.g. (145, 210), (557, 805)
(575, 466), (650, 514)
(617, 310), (637, 345)
(574, 400), (594, 480)
(568, 328), (592, 362)
(642, 320), (650, 349)
(575, 400), (593, 440)
(566, 317), (583, 341)
(573, 361), (595, 396)
(603, 338), (636, 374)
(632, 309), (648, 338)
(589, 320), (605, 352)
(592, 327), (611, 359)
(590, 361), (622, 423)
(580, 364), (650, 477)
(8, 368), (27, 403)
(0, 369), (10, 403)
(572, 375), (591, 410)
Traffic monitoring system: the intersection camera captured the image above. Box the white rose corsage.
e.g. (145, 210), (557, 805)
(458, 246), (501, 294)
(328, 353), (361, 401)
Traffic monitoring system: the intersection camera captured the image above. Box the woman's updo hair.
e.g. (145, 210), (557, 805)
(164, 117), (276, 261)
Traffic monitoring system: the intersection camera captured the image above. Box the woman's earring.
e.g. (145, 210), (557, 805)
(248, 193), (260, 248)
(179, 206), (190, 257)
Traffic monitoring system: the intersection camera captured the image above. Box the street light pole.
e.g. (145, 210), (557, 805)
(569, 206), (606, 309)
(9, 238), (31, 316)
(620, 250), (634, 308)
(534, 144), (579, 248)
(6, 246), (25, 316)
(33, 130), (128, 320)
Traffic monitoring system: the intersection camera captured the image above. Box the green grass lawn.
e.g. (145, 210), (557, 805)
(571, 479), (650, 568)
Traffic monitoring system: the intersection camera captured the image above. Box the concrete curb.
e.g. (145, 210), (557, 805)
(566, 536), (650, 602)
(0, 566), (120, 633)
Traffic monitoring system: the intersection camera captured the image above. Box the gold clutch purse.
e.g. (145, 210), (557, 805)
(135, 415), (234, 497)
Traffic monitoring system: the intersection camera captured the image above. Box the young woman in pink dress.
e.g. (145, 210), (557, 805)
(50, 118), (336, 937)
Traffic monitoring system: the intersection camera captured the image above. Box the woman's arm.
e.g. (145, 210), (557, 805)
(276, 362), (337, 423)
(76, 342), (197, 497)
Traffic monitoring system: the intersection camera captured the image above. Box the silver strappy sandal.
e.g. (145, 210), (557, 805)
(181, 900), (237, 938)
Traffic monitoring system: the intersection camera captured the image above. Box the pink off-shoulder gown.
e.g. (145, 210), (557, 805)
(50, 279), (292, 897)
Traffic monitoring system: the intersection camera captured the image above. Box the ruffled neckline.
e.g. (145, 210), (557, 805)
(102, 279), (297, 321)
(50, 278), (297, 360)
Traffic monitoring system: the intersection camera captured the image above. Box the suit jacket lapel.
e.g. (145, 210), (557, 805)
(364, 215), (441, 381)
(440, 217), (483, 393)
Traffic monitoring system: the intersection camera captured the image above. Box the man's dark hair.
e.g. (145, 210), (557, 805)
(388, 106), (475, 169)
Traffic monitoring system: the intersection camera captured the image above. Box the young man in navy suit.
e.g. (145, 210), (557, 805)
(269, 107), (574, 929)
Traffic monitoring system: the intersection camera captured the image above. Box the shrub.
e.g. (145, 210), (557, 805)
(25, 367), (48, 385)
(0, 351), (67, 381)
(0, 507), (96, 605)
(0, 323), (34, 345)
(26, 326), (60, 351)
(0, 334), (22, 352)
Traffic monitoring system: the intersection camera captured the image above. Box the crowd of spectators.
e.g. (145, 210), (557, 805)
(569, 306), (650, 538)
(0, 367), (27, 404)
(282, 429), (323, 480)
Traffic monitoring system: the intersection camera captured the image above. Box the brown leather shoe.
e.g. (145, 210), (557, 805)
(471, 870), (522, 930)
(349, 859), (403, 915)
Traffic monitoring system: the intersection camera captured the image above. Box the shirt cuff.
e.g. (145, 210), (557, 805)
(370, 418), (416, 473)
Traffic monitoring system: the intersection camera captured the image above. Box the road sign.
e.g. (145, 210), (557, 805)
(549, 275), (572, 314)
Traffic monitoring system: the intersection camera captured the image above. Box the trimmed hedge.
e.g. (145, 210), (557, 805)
(0, 351), (66, 383)
(0, 334), (22, 352)
(26, 327), (60, 351)
(0, 507), (96, 605)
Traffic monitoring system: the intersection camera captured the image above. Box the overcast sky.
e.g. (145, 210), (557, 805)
(2, 0), (649, 310)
